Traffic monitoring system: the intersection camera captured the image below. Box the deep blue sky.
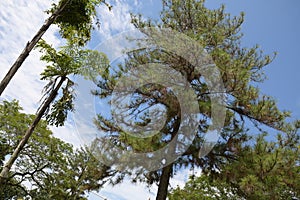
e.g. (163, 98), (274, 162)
(204, 0), (300, 121)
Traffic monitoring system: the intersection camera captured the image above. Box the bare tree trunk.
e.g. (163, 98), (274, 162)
(0, 1), (70, 96)
(156, 164), (173, 200)
(0, 77), (66, 184)
(156, 110), (180, 200)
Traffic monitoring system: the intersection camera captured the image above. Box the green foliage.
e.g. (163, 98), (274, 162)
(0, 100), (112, 200)
(36, 40), (109, 126)
(93, 0), (291, 189)
(48, 0), (111, 46)
(46, 79), (75, 126)
(221, 130), (300, 199)
(169, 174), (241, 200)
(1, 0), (113, 196)
(80, 50), (110, 82)
(37, 39), (110, 83)
(37, 40), (81, 79)
(169, 130), (300, 200)
(28, 146), (112, 200)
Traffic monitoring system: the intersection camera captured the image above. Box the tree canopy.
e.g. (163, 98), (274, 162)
(169, 129), (300, 200)
(91, 0), (296, 199)
(0, 100), (113, 199)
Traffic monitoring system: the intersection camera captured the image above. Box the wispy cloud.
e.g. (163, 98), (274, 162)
(93, 0), (136, 42)
(0, 0), (61, 113)
(0, 0), (78, 149)
(97, 178), (157, 200)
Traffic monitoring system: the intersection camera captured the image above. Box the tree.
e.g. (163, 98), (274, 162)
(168, 128), (300, 200)
(0, 0), (111, 96)
(0, 40), (109, 183)
(220, 128), (300, 199)
(92, 0), (291, 199)
(0, 100), (113, 199)
(169, 174), (241, 200)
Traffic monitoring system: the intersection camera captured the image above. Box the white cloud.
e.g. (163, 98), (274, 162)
(0, 0), (79, 150)
(0, 0), (79, 147)
(96, 179), (157, 200)
(170, 167), (202, 189)
(90, 167), (201, 200)
(94, 0), (136, 41)
(0, 0), (61, 113)
(49, 121), (81, 147)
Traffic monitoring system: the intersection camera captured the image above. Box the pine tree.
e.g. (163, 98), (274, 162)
(92, 0), (291, 199)
(168, 128), (300, 200)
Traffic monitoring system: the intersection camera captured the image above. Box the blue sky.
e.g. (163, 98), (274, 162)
(205, 0), (300, 120)
(1, 0), (300, 199)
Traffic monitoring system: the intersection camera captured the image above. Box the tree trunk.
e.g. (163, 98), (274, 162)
(156, 164), (173, 200)
(156, 112), (180, 200)
(0, 1), (70, 96)
(0, 77), (66, 184)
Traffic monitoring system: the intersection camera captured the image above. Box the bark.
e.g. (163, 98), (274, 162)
(156, 164), (173, 200)
(156, 104), (180, 200)
(0, 77), (66, 184)
(0, 0), (70, 96)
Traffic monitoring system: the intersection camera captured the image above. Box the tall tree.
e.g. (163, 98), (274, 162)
(92, 0), (291, 199)
(0, 0), (111, 96)
(0, 40), (109, 183)
(0, 100), (113, 200)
